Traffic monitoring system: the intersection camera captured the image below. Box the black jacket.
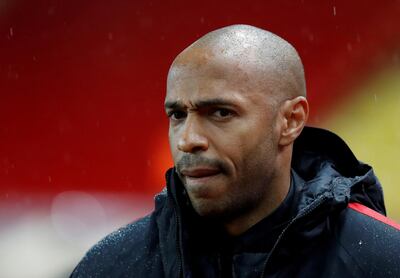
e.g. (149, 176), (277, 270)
(71, 127), (400, 277)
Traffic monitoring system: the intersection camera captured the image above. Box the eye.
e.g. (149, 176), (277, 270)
(212, 108), (235, 119)
(168, 110), (187, 121)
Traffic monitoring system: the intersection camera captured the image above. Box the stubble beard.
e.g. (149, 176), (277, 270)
(186, 158), (276, 223)
(186, 135), (278, 223)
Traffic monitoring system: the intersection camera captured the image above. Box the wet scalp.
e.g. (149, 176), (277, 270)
(168, 24), (306, 104)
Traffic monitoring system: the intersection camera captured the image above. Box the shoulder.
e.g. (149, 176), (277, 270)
(70, 213), (163, 278)
(70, 189), (176, 277)
(336, 202), (400, 277)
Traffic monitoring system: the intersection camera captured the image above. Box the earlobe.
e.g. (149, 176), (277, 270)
(279, 97), (309, 146)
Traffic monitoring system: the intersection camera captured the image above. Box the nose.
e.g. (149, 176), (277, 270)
(177, 115), (209, 153)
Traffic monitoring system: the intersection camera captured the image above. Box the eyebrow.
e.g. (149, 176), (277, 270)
(164, 98), (238, 110)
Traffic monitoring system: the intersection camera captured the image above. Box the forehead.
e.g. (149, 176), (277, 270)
(166, 59), (267, 105)
(167, 72), (244, 111)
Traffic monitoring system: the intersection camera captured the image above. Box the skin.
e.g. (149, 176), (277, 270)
(165, 24), (309, 236)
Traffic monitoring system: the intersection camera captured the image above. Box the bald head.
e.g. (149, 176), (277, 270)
(168, 24), (306, 105)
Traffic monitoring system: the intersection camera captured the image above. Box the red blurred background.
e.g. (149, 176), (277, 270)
(1, 1), (399, 277)
(2, 0), (400, 195)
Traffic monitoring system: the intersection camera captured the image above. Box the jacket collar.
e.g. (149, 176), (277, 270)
(293, 126), (385, 215)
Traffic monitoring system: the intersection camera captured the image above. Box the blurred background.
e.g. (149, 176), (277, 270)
(1, 0), (400, 277)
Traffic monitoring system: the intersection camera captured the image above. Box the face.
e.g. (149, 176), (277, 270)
(165, 53), (281, 220)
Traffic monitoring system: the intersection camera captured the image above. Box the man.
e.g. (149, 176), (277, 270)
(71, 25), (400, 277)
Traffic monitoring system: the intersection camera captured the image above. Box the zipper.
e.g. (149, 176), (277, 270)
(217, 253), (223, 278)
(166, 170), (185, 278)
(259, 195), (328, 278)
(174, 205), (184, 278)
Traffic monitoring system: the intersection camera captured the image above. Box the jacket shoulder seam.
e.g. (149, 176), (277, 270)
(349, 202), (400, 231)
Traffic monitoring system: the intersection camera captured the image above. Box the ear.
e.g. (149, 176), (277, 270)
(278, 96), (309, 146)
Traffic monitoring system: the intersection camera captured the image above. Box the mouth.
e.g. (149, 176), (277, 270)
(179, 167), (224, 198)
(180, 168), (221, 181)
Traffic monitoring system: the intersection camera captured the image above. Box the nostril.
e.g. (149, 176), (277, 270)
(191, 145), (208, 154)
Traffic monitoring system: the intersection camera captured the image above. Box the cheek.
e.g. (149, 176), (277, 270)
(235, 126), (276, 172)
(215, 132), (259, 177)
(168, 128), (179, 162)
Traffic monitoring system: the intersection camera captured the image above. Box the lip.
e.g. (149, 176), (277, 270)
(180, 168), (221, 178)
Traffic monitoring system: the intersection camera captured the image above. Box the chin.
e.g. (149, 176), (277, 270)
(191, 199), (237, 221)
(191, 199), (220, 217)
